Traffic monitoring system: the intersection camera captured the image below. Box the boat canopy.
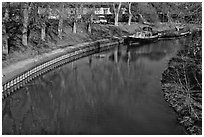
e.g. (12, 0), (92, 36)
(142, 27), (153, 32)
(133, 31), (153, 38)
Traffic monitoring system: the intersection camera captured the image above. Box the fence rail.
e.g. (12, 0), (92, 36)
(2, 40), (121, 99)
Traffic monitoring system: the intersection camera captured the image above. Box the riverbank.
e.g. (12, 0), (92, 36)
(2, 22), (200, 83)
(2, 21), (128, 84)
(161, 31), (202, 135)
(2, 23), (128, 68)
(2, 37), (124, 100)
(3, 22), (200, 68)
(2, 35), (187, 135)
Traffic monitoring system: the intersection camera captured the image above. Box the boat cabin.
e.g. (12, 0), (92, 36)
(142, 26), (153, 32)
(133, 26), (155, 38)
(133, 31), (152, 38)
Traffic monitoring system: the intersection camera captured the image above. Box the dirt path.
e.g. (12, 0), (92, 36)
(2, 39), (111, 84)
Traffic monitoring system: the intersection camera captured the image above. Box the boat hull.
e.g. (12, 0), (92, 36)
(124, 30), (191, 46)
(158, 31), (191, 40)
(124, 36), (158, 46)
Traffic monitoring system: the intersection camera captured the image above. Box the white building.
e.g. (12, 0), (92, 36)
(94, 7), (112, 15)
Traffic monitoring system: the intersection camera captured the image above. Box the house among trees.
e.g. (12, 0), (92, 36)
(38, 4), (113, 20)
(94, 6), (112, 15)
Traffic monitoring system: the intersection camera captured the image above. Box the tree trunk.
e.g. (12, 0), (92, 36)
(115, 13), (119, 26)
(22, 4), (29, 46)
(90, 14), (93, 23)
(22, 3), (32, 46)
(41, 23), (46, 41)
(58, 3), (64, 39)
(73, 21), (77, 33)
(3, 3), (9, 54)
(139, 13), (147, 24)
(113, 3), (121, 26)
(167, 11), (173, 23)
(72, 5), (78, 33)
(128, 14), (133, 25)
(128, 2), (132, 25)
(58, 18), (63, 39)
(2, 25), (9, 54)
(41, 5), (50, 41)
(80, 4), (83, 22)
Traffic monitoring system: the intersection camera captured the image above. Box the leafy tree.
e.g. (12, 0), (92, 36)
(28, 3), (49, 42)
(2, 2), (23, 53)
(177, 2), (202, 24)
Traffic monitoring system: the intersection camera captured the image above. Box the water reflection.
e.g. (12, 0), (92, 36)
(109, 40), (178, 63)
(3, 38), (190, 135)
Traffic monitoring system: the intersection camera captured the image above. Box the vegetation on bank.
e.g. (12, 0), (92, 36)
(160, 3), (201, 135)
(161, 31), (202, 134)
(2, 21), (130, 68)
(2, 2), (201, 67)
(2, 2), (202, 135)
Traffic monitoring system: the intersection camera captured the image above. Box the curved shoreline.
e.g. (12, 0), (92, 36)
(2, 38), (123, 99)
(160, 31), (202, 135)
(2, 23), (200, 99)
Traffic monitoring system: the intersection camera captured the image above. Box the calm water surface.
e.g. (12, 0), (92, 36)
(2, 38), (189, 134)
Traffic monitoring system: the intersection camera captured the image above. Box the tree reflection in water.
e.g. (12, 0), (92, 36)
(3, 38), (191, 135)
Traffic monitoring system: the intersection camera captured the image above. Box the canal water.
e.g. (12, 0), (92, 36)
(2, 38), (190, 135)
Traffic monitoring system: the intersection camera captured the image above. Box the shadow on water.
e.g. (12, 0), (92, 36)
(3, 37), (191, 135)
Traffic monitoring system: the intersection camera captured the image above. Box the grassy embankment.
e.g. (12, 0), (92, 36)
(2, 21), (200, 69)
(2, 22), (128, 68)
(161, 31), (202, 135)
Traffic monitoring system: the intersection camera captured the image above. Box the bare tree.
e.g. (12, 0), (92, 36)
(113, 2), (122, 26)
(128, 2), (132, 25)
